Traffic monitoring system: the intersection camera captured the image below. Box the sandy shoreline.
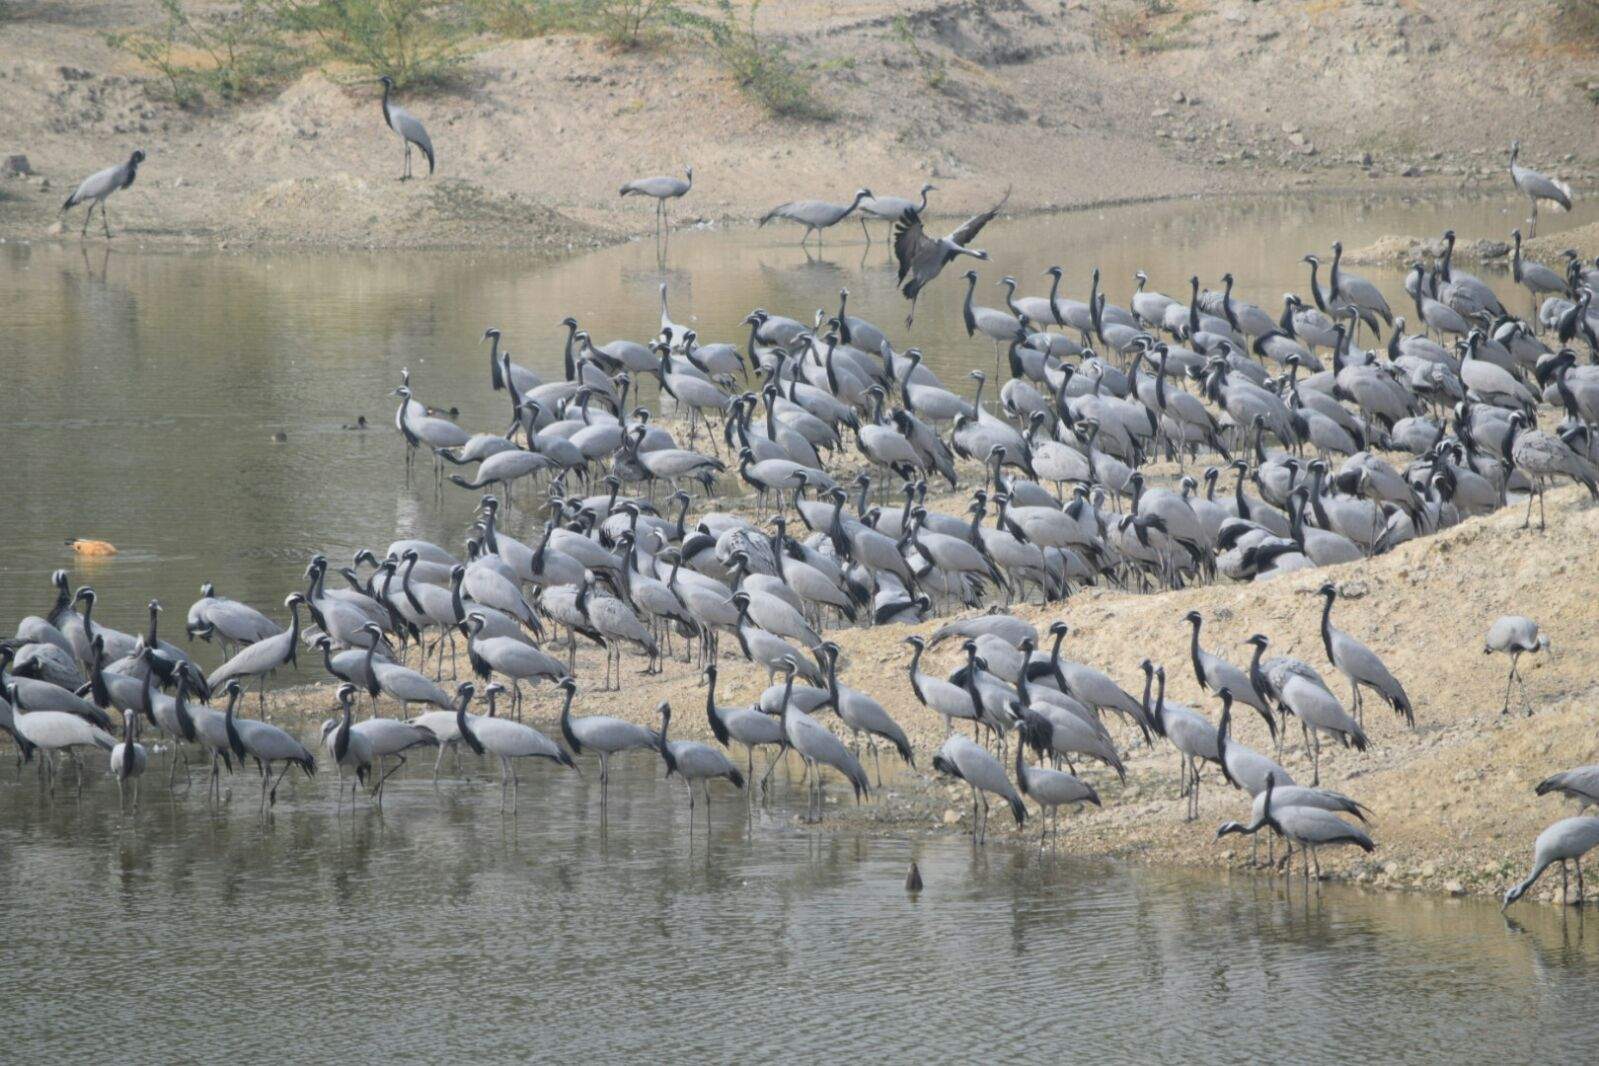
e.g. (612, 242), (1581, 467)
(4, 2), (1596, 251)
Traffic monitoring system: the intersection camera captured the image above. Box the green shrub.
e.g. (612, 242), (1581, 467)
(105, 0), (303, 108)
(265, 0), (469, 88)
(892, 14), (946, 92)
(484, 0), (676, 48)
(674, 0), (834, 120)
(1556, 1), (1599, 43)
(478, 0), (593, 38)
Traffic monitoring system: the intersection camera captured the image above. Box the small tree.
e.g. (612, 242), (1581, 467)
(266, 0), (468, 88)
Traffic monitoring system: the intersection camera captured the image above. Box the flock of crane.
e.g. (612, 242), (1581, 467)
(30, 124), (1599, 908)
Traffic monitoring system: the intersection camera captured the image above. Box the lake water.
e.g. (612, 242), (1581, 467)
(3, 190), (1593, 638)
(1, 750), (1596, 1062)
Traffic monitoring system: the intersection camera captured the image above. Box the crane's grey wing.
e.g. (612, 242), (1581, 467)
(760, 201), (796, 226)
(892, 209), (926, 282)
(949, 185), (1011, 247)
(392, 106), (435, 173)
(65, 164), (120, 208)
(624, 176), (687, 198)
(1517, 165), (1573, 210)
(893, 210), (946, 298)
(206, 600), (283, 643)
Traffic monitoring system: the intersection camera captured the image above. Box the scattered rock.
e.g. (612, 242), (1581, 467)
(1402, 164), (1423, 177)
(1151, 108), (1171, 118)
(2, 154), (32, 177)
(1172, 90), (1187, 104)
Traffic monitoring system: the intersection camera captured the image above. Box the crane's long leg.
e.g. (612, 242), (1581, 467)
(758, 745), (783, 796)
(80, 202), (91, 237)
(101, 199), (113, 238)
(1190, 757), (1201, 821)
(377, 752), (407, 800)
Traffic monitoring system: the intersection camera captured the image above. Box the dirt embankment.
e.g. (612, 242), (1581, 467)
(2, 1), (1598, 248)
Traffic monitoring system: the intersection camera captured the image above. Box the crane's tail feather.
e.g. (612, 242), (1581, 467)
(1007, 794), (1027, 826)
(728, 766), (746, 789)
(1387, 687), (1414, 727)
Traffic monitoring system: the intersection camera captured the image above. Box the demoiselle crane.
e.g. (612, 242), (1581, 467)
(61, 149), (145, 238)
(378, 75), (434, 180)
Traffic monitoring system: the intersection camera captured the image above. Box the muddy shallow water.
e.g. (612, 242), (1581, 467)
(2, 751), (1597, 1061)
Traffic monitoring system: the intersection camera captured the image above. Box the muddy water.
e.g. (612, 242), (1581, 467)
(1, 752), (1596, 1061)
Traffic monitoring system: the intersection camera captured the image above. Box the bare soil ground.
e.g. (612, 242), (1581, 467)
(2, 1), (1597, 247)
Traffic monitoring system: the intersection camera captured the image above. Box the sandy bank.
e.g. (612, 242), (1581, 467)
(2, 1), (1596, 249)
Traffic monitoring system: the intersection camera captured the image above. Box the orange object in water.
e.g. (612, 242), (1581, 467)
(67, 539), (118, 557)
